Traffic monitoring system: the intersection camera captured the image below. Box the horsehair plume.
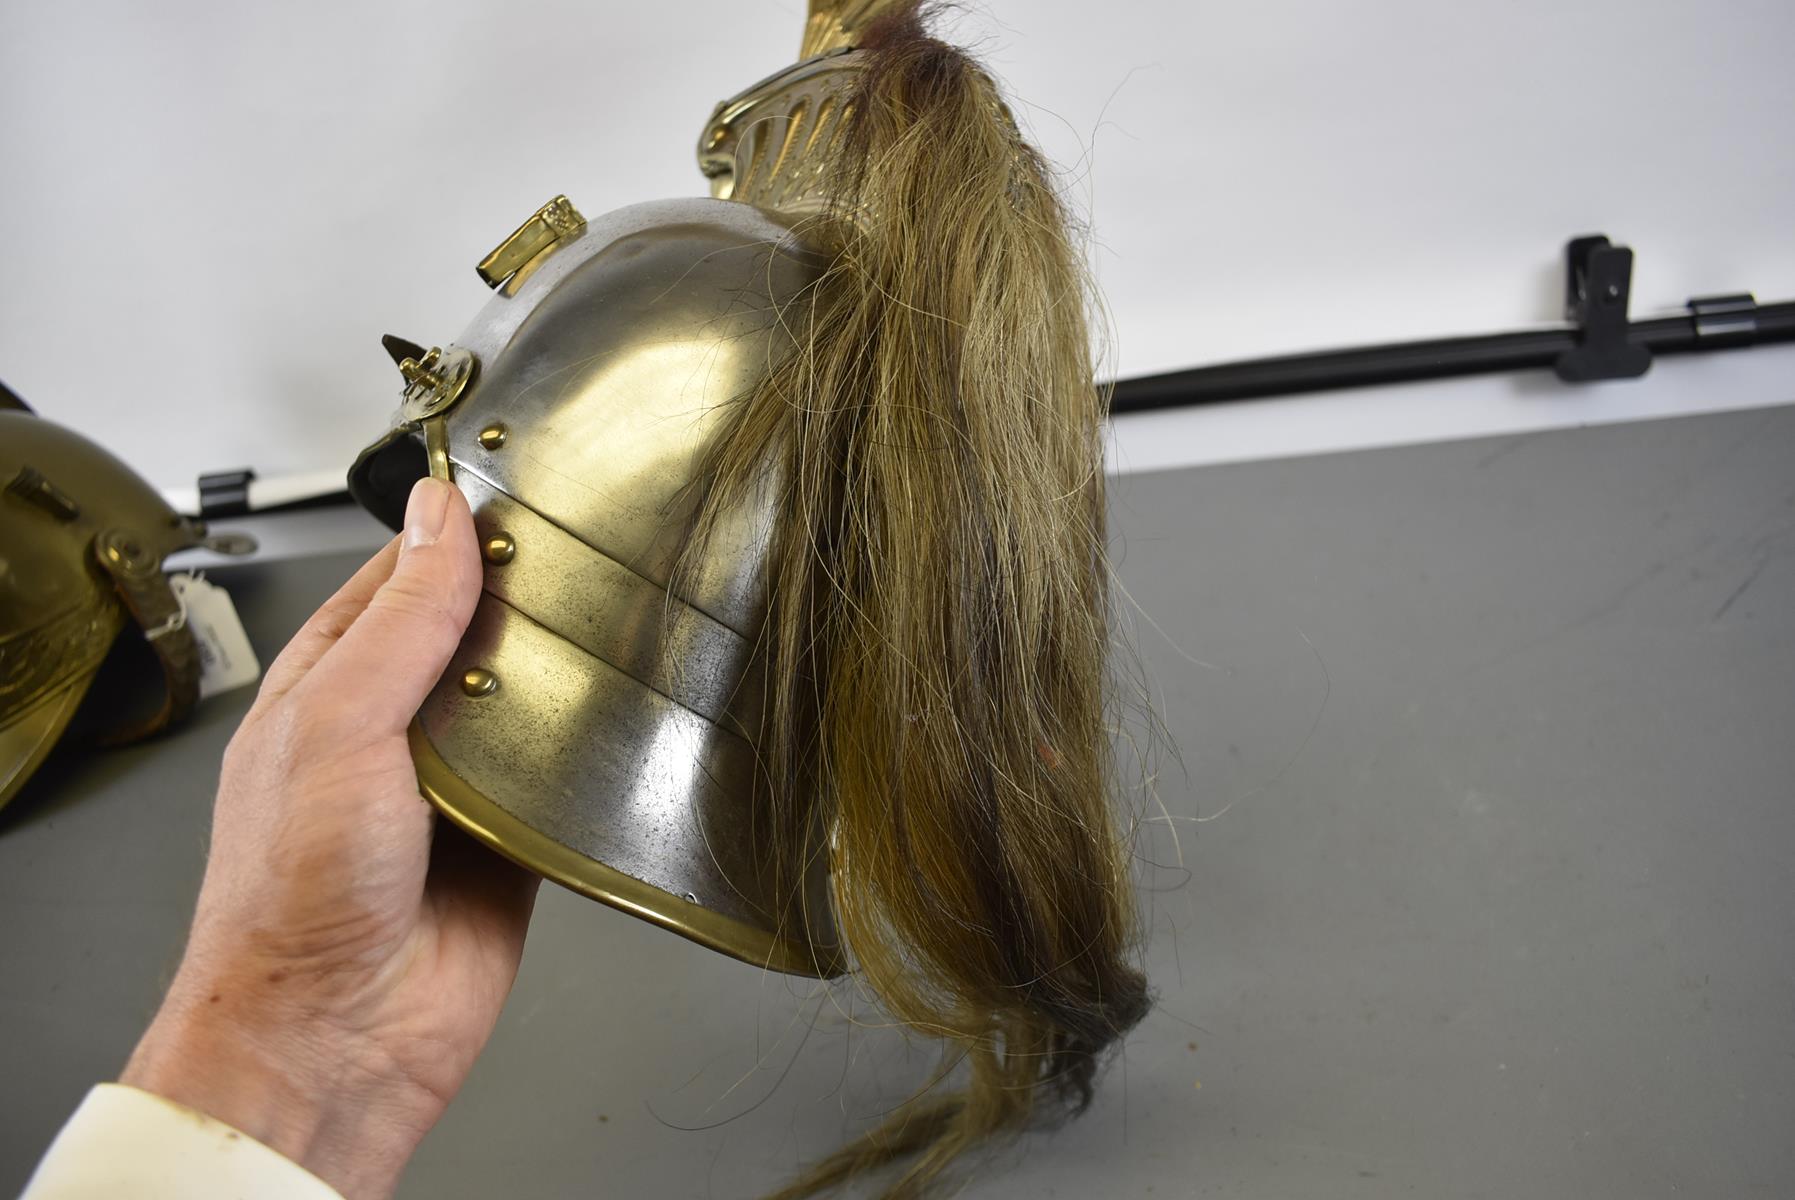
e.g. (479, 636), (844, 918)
(686, 3), (1150, 1195)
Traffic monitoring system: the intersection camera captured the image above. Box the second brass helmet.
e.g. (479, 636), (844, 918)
(1, 396), (220, 810)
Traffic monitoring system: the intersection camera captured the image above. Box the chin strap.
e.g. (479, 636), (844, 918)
(92, 528), (200, 744)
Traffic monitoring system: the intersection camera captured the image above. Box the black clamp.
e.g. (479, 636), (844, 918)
(1554, 235), (1653, 383)
(1687, 292), (1758, 347)
(197, 469), (256, 519)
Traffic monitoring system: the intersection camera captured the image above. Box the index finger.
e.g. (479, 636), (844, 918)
(250, 534), (401, 714)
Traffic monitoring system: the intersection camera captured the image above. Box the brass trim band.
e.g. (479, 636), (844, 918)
(410, 722), (838, 977)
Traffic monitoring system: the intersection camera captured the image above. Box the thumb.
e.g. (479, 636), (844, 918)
(300, 477), (483, 737)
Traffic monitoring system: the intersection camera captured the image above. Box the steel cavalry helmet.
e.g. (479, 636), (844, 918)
(1, 389), (249, 810)
(348, 4), (902, 977)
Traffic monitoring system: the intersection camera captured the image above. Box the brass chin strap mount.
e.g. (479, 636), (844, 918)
(398, 345), (476, 482)
(378, 339), (476, 483)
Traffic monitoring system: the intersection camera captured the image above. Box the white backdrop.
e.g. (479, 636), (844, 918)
(2, 0), (1792, 492)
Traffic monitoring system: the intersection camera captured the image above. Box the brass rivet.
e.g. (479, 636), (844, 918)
(100, 532), (149, 570)
(483, 532), (516, 565)
(460, 668), (499, 698)
(477, 423), (508, 450)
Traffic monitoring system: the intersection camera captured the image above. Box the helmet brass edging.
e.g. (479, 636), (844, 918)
(409, 722), (845, 979)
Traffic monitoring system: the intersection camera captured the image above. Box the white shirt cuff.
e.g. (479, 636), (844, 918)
(19, 1083), (342, 1200)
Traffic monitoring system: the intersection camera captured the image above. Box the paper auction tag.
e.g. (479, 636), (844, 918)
(167, 573), (262, 699)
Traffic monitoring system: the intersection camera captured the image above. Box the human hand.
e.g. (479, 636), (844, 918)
(121, 477), (539, 1198)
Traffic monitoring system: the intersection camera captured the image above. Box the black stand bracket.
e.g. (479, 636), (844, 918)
(1554, 235), (1653, 382)
(1109, 233), (1794, 414)
(1687, 292), (1759, 347)
(198, 469), (256, 519)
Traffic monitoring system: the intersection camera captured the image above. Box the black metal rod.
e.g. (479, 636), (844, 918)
(1110, 300), (1795, 414)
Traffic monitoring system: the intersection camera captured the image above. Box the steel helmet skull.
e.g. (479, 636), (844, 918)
(347, 29), (882, 978)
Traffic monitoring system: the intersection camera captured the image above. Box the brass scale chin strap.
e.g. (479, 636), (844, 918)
(91, 527), (201, 744)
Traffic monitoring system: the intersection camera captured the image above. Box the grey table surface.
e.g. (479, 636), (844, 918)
(3, 406), (1792, 1198)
